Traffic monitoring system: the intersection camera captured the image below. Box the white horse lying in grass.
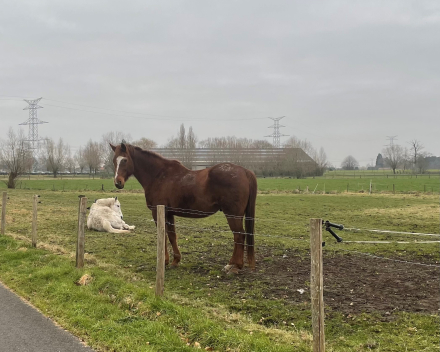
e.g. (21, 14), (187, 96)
(87, 197), (135, 234)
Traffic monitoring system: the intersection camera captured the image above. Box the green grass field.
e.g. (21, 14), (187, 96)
(0, 177), (439, 351)
(1, 173), (439, 194)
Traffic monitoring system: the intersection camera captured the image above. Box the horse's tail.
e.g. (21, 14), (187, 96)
(245, 170), (257, 269)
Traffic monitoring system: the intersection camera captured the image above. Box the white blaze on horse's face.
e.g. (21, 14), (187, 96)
(114, 155), (131, 189)
(112, 143), (134, 189)
(115, 156), (125, 182)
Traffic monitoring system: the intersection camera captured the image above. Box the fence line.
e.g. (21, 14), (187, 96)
(324, 246), (440, 268)
(149, 205), (298, 224)
(341, 240), (440, 244)
(343, 227), (440, 237)
(169, 221), (309, 242)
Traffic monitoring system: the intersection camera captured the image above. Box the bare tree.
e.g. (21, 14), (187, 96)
(186, 127), (197, 149)
(251, 140), (273, 149)
(416, 152), (430, 174)
(341, 155), (359, 170)
(132, 137), (157, 150)
(101, 132), (131, 173)
(178, 124), (186, 149)
(74, 147), (87, 174)
(313, 147), (328, 175)
(408, 139), (424, 171)
(0, 128), (33, 188)
(401, 147), (412, 171)
(83, 140), (102, 175)
(41, 138), (68, 178)
(284, 136), (316, 157)
(64, 146), (76, 174)
(185, 126), (197, 170)
(382, 144), (404, 174)
(165, 124), (198, 169)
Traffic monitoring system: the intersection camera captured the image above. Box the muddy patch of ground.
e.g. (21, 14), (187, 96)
(252, 250), (440, 315)
(201, 248), (439, 316)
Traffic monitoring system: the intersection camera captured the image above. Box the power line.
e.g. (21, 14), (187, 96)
(1, 95), (267, 122)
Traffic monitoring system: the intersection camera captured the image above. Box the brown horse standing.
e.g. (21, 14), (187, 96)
(110, 142), (256, 274)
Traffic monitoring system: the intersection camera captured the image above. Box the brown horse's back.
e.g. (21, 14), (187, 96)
(205, 163), (252, 215)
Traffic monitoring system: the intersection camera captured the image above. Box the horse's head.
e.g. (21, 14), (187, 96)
(110, 142), (134, 189)
(111, 197), (124, 219)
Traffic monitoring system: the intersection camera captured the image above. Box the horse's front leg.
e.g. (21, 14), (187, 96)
(152, 208), (170, 265)
(166, 214), (181, 267)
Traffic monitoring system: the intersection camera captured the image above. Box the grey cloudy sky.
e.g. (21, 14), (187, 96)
(1, 0), (439, 167)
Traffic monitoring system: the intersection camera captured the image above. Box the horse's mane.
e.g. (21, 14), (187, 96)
(128, 144), (186, 167)
(129, 144), (164, 160)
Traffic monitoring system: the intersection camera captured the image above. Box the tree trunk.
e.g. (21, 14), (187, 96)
(7, 172), (18, 189)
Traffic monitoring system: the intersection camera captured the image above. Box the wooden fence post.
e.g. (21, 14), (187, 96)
(156, 205), (166, 297)
(76, 197), (87, 268)
(32, 195), (38, 247)
(310, 218), (325, 352)
(1, 192), (6, 235)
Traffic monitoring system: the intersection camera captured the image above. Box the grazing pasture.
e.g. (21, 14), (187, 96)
(0, 177), (439, 351)
(1, 173), (439, 194)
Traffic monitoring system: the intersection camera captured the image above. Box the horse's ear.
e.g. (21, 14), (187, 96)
(110, 143), (116, 152)
(120, 142), (126, 152)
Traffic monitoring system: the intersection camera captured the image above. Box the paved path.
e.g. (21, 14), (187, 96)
(0, 281), (95, 352)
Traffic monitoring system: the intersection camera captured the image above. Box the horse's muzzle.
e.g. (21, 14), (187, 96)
(115, 180), (124, 189)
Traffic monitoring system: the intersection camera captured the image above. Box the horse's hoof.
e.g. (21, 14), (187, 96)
(171, 261), (180, 267)
(223, 264), (239, 275)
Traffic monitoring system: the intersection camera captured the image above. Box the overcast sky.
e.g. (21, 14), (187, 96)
(1, 0), (439, 167)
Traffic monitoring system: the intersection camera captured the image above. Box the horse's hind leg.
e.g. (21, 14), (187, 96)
(224, 216), (246, 274)
(102, 220), (130, 234)
(166, 214), (181, 267)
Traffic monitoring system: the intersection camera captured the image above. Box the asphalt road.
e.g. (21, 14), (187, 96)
(0, 281), (95, 352)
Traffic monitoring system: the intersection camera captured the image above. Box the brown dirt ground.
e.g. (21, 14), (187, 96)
(246, 250), (440, 315)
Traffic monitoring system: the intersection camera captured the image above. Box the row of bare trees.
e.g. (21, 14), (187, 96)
(339, 140), (433, 173)
(0, 128), (158, 188)
(1, 124), (329, 188)
(381, 140), (430, 174)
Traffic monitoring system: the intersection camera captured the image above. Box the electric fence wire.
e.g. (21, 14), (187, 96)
(149, 205), (440, 238)
(323, 246), (440, 268)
